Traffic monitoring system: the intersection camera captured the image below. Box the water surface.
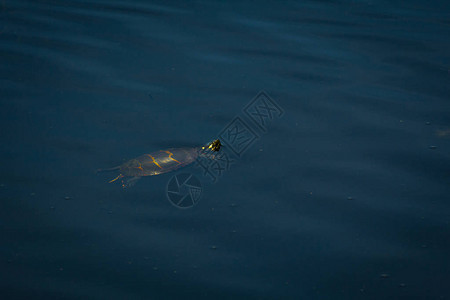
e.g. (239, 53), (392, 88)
(1, 1), (449, 299)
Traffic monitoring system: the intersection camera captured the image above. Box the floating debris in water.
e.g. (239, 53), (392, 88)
(152, 267), (158, 271)
(347, 196), (353, 200)
(380, 273), (390, 278)
(399, 283), (406, 287)
(429, 146), (437, 150)
(64, 196), (72, 200)
(210, 245), (217, 250)
(425, 122), (431, 125)
(30, 193), (36, 196)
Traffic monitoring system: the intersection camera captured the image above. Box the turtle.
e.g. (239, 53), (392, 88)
(97, 139), (221, 188)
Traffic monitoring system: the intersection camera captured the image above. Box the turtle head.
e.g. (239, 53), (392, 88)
(201, 139), (221, 152)
(208, 139), (221, 152)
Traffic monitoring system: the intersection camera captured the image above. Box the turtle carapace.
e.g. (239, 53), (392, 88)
(97, 139), (221, 188)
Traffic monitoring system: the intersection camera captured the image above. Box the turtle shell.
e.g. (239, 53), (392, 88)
(119, 147), (199, 177)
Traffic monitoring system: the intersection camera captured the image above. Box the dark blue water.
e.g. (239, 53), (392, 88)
(1, 1), (449, 299)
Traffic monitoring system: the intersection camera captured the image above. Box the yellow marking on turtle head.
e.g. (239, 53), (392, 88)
(209, 139), (221, 151)
(147, 154), (163, 169)
(163, 150), (181, 164)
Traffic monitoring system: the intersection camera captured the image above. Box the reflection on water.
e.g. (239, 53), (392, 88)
(1, 0), (449, 299)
